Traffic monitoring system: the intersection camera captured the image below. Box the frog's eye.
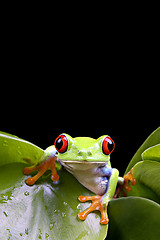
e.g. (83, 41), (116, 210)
(54, 134), (68, 153)
(102, 136), (115, 155)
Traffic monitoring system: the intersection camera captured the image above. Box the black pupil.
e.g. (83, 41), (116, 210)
(108, 140), (113, 152)
(56, 137), (63, 150)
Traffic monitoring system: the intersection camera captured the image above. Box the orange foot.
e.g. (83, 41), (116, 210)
(78, 195), (109, 225)
(23, 156), (59, 185)
(123, 168), (136, 192)
(116, 168), (136, 197)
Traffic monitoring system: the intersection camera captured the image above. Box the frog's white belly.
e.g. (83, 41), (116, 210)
(59, 160), (110, 195)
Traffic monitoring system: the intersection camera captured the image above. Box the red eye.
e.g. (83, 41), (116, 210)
(54, 134), (68, 153)
(102, 136), (115, 155)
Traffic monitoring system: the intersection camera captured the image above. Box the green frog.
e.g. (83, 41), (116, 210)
(23, 134), (135, 224)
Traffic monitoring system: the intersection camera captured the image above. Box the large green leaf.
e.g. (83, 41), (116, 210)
(1, 165), (160, 240)
(125, 127), (160, 173)
(107, 197), (160, 240)
(0, 132), (108, 240)
(0, 131), (44, 167)
(127, 160), (160, 204)
(0, 164), (108, 240)
(124, 128), (160, 204)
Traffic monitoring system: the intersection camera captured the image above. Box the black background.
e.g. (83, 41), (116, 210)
(0, 8), (159, 240)
(1, 13), (159, 176)
(1, 71), (159, 176)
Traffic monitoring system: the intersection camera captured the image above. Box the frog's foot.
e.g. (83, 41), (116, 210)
(23, 156), (59, 185)
(123, 168), (136, 192)
(78, 195), (109, 225)
(115, 168), (136, 198)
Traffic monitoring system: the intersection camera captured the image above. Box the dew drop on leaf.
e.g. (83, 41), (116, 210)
(63, 201), (68, 206)
(45, 233), (49, 238)
(2, 140), (8, 147)
(3, 211), (8, 217)
(24, 191), (29, 196)
(77, 204), (81, 209)
(62, 212), (66, 218)
(25, 228), (29, 235)
(49, 223), (54, 230)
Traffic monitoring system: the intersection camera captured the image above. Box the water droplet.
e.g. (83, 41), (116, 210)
(24, 191), (29, 196)
(49, 223), (54, 230)
(6, 228), (12, 238)
(77, 204), (81, 209)
(63, 201), (68, 206)
(3, 211), (8, 217)
(45, 233), (49, 238)
(25, 228), (29, 235)
(0, 191), (13, 203)
(2, 140), (8, 147)
(62, 212), (66, 218)
(54, 209), (57, 213)
(17, 150), (22, 155)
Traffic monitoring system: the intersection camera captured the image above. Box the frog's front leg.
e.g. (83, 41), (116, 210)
(78, 168), (119, 224)
(23, 146), (59, 185)
(115, 168), (136, 197)
(123, 168), (136, 192)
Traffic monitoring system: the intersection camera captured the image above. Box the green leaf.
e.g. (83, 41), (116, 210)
(0, 132), (108, 240)
(125, 127), (160, 173)
(0, 131), (44, 167)
(142, 144), (160, 162)
(126, 160), (160, 204)
(107, 197), (160, 240)
(0, 164), (108, 240)
(124, 128), (160, 204)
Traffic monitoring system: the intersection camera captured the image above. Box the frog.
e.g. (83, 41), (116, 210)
(23, 134), (136, 224)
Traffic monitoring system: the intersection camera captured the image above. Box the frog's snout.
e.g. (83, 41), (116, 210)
(78, 150), (93, 157)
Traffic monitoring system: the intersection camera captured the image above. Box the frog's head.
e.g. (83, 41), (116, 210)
(54, 133), (115, 164)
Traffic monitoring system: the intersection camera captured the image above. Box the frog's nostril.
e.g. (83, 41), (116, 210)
(78, 150), (83, 155)
(88, 151), (92, 156)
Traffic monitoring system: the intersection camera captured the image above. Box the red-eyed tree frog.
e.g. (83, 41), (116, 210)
(23, 134), (136, 224)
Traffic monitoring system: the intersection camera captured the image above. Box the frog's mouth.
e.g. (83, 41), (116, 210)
(58, 159), (107, 171)
(59, 160), (107, 164)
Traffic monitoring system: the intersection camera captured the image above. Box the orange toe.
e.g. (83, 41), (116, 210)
(123, 168), (136, 192)
(78, 211), (88, 221)
(26, 177), (37, 185)
(23, 156), (59, 185)
(23, 166), (38, 175)
(100, 216), (109, 225)
(78, 195), (109, 225)
(51, 173), (59, 181)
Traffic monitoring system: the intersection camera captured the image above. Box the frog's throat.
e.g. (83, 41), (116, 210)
(58, 159), (109, 195)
